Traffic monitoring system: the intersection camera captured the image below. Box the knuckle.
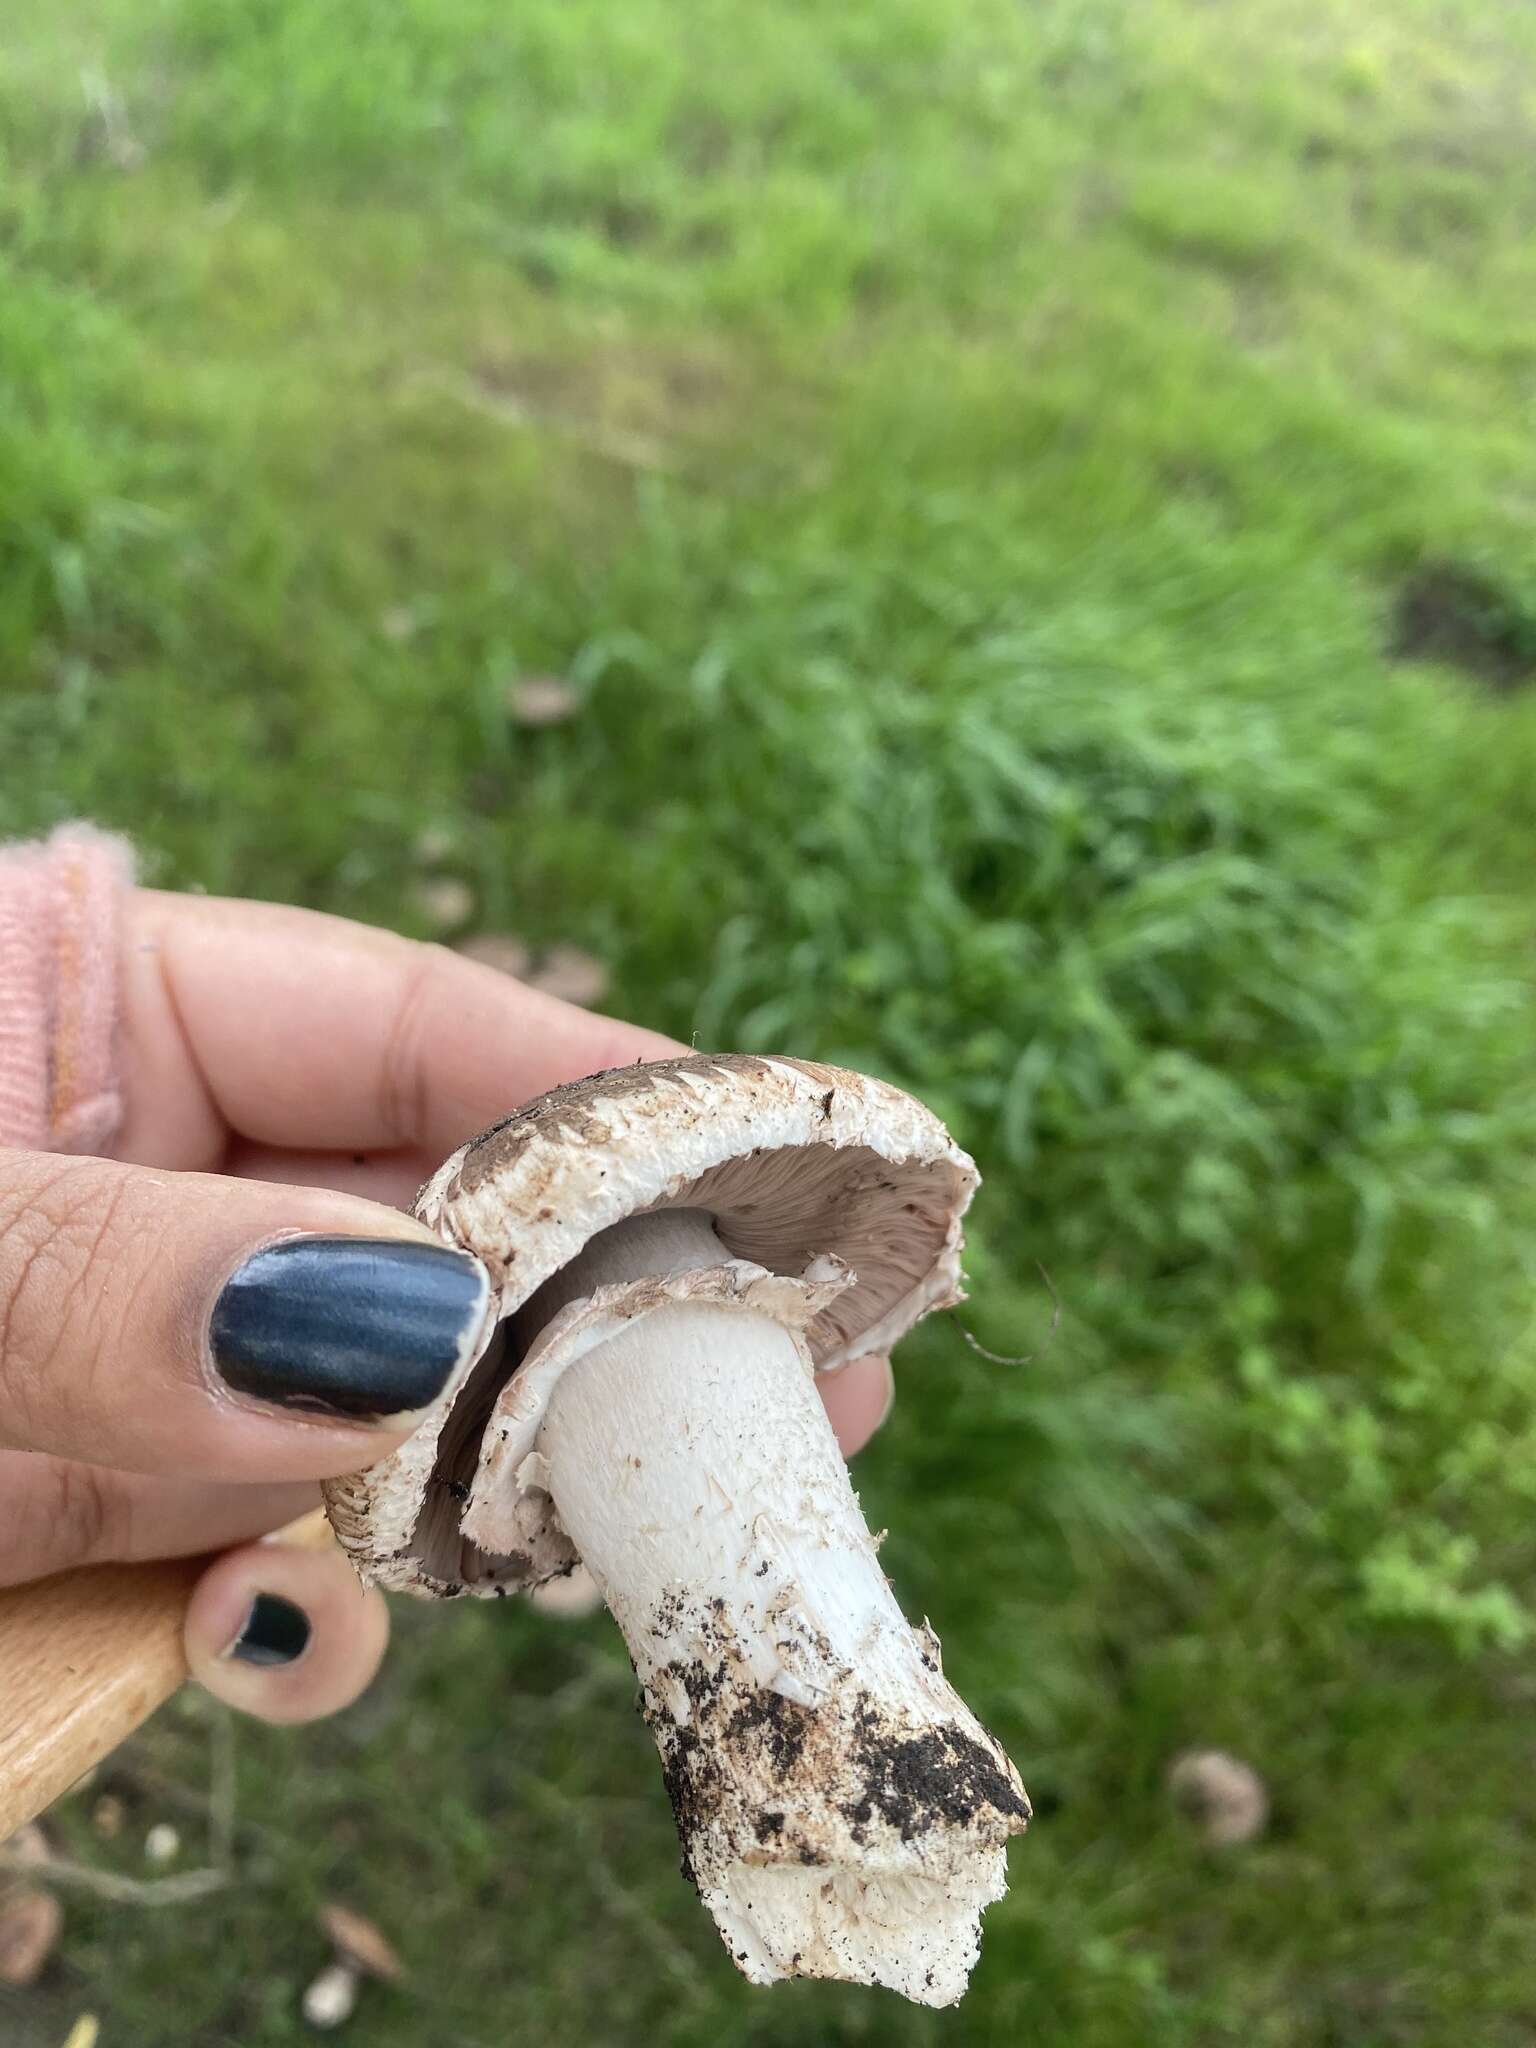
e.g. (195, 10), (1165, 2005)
(378, 944), (451, 1148)
(47, 1455), (120, 1565)
(0, 1160), (142, 1441)
(0, 1455), (123, 1577)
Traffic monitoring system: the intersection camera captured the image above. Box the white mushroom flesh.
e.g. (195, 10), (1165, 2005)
(520, 1210), (1028, 2007)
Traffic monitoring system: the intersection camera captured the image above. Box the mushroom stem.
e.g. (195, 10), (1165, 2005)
(523, 1211), (1028, 2008)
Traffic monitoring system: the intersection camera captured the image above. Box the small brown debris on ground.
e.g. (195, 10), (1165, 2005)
(380, 605), (420, 642)
(506, 674), (580, 727)
(90, 1795), (125, 1841)
(317, 1903), (403, 1980)
(411, 876), (476, 930)
(454, 935), (609, 1005)
(412, 823), (455, 862)
(527, 944), (608, 1007)
(0, 1886), (63, 1987)
(1168, 1748), (1269, 1847)
(2, 1823), (50, 1868)
(455, 932), (533, 979)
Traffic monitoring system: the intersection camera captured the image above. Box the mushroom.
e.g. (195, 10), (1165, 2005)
(0, 1884), (62, 1988)
(302, 1903), (403, 2028)
(323, 1055), (1029, 2006)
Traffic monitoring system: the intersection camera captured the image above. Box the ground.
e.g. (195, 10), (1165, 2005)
(4, 1), (1536, 2042)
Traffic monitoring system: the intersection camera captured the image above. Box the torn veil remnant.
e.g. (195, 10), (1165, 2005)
(323, 1054), (1029, 2006)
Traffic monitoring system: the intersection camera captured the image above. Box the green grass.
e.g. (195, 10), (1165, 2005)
(6, 0), (1536, 2041)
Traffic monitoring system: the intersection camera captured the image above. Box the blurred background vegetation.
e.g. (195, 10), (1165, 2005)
(5, 0), (1536, 2041)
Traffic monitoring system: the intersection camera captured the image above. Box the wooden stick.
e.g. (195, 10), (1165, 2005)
(0, 1557), (201, 1841)
(0, 1511), (334, 1841)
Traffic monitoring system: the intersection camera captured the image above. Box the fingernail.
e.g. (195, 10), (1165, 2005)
(227, 1592), (311, 1667)
(210, 1236), (489, 1422)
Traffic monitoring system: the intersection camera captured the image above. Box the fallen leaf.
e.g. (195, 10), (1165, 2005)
(506, 675), (579, 727)
(1167, 1748), (1268, 1847)
(1, 1822), (50, 1867)
(90, 1795), (124, 1841)
(411, 877), (475, 930)
(412, 824), (455, 863)
(455, 932), (533, 979)
(317, 1901), (404, 1981)
(0, 1886), (62, 1987)
(527, 945), (608, 1008)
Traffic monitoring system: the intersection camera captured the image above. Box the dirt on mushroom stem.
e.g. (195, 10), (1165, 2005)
(525, 1210), (1029, 2006)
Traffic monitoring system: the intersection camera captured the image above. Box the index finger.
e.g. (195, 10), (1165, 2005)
(117, 892), (684, 1169)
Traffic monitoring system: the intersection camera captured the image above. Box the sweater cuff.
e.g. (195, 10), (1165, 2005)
(0, 824), (135, 1154)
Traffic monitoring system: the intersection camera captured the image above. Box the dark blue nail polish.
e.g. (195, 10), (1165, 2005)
(210, 1236), (488, 1421)
(229, 1592), (311, 1667)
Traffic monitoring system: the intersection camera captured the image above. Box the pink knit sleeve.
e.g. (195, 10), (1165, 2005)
(0, 825), (135, 1155)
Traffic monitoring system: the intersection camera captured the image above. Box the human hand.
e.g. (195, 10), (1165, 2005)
(0, 892), (894, 1722)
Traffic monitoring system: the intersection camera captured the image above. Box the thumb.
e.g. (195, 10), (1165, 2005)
(0, 1151), (489, 1482)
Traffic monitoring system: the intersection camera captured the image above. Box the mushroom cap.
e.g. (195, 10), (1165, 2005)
(317, 1902), (404, 1981)
(324, 1054), (978, 1597)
